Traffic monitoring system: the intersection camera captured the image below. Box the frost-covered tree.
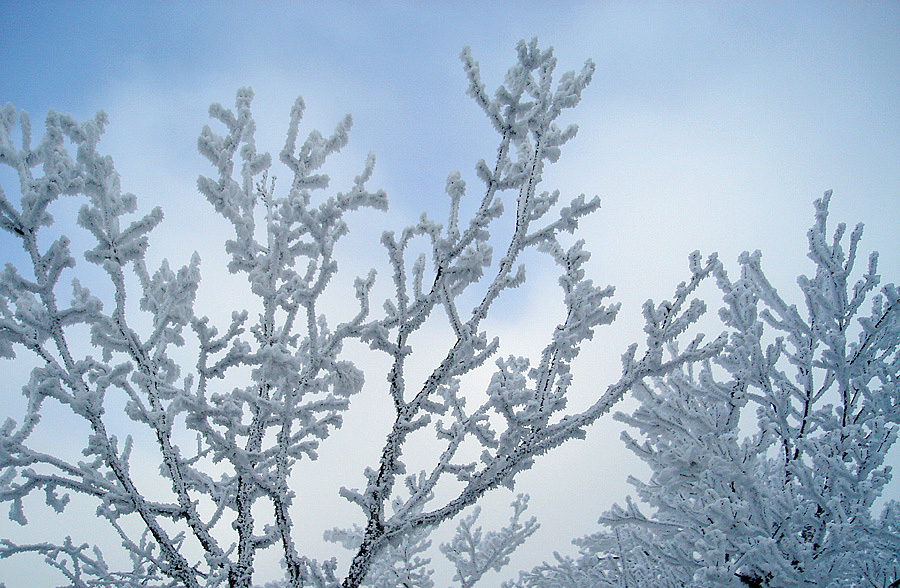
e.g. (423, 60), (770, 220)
(518, 193), (900, 587)
(0, 40), (724, 588)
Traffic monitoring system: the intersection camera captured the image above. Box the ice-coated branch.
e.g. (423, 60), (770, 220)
(336, 40), (725, 588)
(326, 488), (538, 588)
(1, 83), (387, 588)
(1, 102), (208, 588)
(0, 535), (184, 588)
(440, 494), (539, 588)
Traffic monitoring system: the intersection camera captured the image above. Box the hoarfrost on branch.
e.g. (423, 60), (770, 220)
(0, 40), (724, 588)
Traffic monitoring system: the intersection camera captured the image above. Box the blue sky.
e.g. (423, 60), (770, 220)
(2, 2), (900, 586)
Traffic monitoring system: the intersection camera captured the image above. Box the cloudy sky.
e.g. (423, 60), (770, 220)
(2, 2), (899, 586)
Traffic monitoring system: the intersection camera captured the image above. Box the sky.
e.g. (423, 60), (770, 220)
(1, 1), (899, 586)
